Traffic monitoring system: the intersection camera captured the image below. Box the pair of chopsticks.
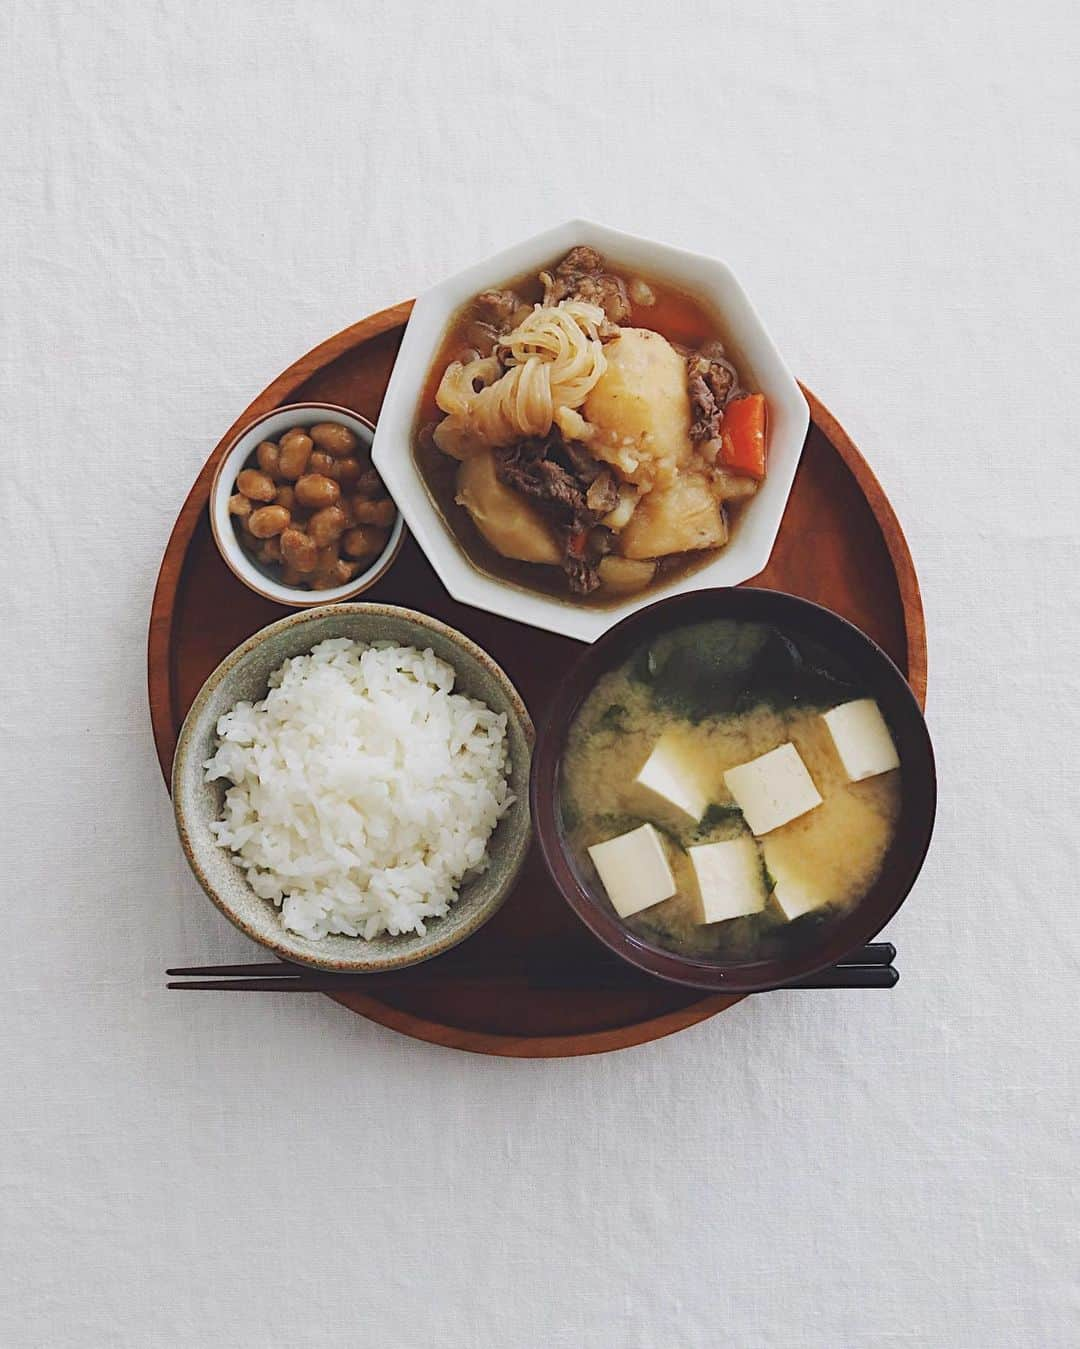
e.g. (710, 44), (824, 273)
(167, 942), (897, 992)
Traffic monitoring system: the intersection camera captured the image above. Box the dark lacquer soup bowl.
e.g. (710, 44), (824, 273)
(530, 588), (936, 993)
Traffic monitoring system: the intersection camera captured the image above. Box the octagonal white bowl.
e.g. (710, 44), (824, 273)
(371, 219), (810, 642)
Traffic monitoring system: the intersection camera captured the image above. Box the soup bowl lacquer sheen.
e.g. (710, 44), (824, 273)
(530, 588), (937, 992)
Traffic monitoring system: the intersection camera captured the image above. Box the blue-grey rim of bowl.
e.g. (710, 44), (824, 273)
(171, 603), (535, 972)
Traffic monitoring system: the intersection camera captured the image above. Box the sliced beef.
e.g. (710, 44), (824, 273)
(477, 289), (523, 326)
(590, 525), (616, 557)
(555, 246), (605, 277)
(694, 344), (741, 404)
(585, 470), (619, 516)
(495, 438), (587, 516)
(561, 438), (605, 484)
(704, 358), (737, 406)
(536, 459), (587, 513)
(563, 551), (600, 595)
(686, 353), (741, 445)
(561, 524), (618, 594)
(563, 274), (631, 327)
(493, 432), (615, 593)
(561, 521), (618, 593)
(476, 289), (532, 340)
(460, 318), (501, 359)
(688, 365), (721, 444)
(542, 248), (631, 327)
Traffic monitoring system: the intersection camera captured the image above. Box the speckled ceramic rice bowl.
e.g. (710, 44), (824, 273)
(171, 604), (534, 972)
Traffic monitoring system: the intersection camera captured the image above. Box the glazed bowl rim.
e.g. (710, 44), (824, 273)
(371, 217), (810, 643)
(209, 402), (405, 608)
(171, 602), (535, 972)
(529, 586), (936, 992)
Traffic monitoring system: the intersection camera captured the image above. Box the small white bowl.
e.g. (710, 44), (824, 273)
(210, 402), (405, 607)
(372, 219), (810, 643)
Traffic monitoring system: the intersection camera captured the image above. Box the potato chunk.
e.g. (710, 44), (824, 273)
(711, 467), (761, 502)
(597, 556), (656, 594)
(456, 451), (561, 563)
(618, 473), (728, 558)
(584, 328), (692, 491)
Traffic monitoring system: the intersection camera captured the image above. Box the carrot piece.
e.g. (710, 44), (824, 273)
(566, 529), (588, 558)
(720, 394), (767, 479)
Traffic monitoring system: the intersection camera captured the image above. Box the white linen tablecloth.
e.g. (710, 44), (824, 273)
(2, 2), (1077, 1345)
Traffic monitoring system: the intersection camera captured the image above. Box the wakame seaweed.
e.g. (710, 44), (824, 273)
(630, 621), (768, 721)
(632, 621), (858, 721)
(738, 627), (859, 712)
(596, 703), (628, 732)
(694, 802), (745, 838)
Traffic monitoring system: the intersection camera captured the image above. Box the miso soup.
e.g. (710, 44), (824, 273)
(560, 619), (902, 962)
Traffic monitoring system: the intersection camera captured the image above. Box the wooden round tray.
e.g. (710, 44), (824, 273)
(149, 301), (926, 1057)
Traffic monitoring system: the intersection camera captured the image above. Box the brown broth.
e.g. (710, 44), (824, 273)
(411, 259), (760, 607)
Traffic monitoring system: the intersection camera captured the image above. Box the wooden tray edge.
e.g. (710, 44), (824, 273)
(148, 306), (927, 1058)
(324, 989), (744, 1057)
(800, 385), (927, 709)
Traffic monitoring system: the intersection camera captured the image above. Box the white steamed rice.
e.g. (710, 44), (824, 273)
(204, 637), (513, 940)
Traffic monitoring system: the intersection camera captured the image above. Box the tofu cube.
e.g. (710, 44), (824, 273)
(633, 732), (711, 824)
(760, 841), (828, 920)
(688, 836), (767, 924)
(722, 743), (822, 836)
(822, 699), (900, 782)
(587, 824), (676, 919)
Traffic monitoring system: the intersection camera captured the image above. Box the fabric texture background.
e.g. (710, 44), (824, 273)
(2, 2), (1077, 1345)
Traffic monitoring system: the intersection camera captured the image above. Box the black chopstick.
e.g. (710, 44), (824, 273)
(509, 960), (899, 993)
(166, 962), (307, 978)
(169, 976), (432, 992)
(166, 942), (895, 980)
(831, 941), (895, 966)
(766, 964), (897, 991)
(166, 942), (897, 992)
